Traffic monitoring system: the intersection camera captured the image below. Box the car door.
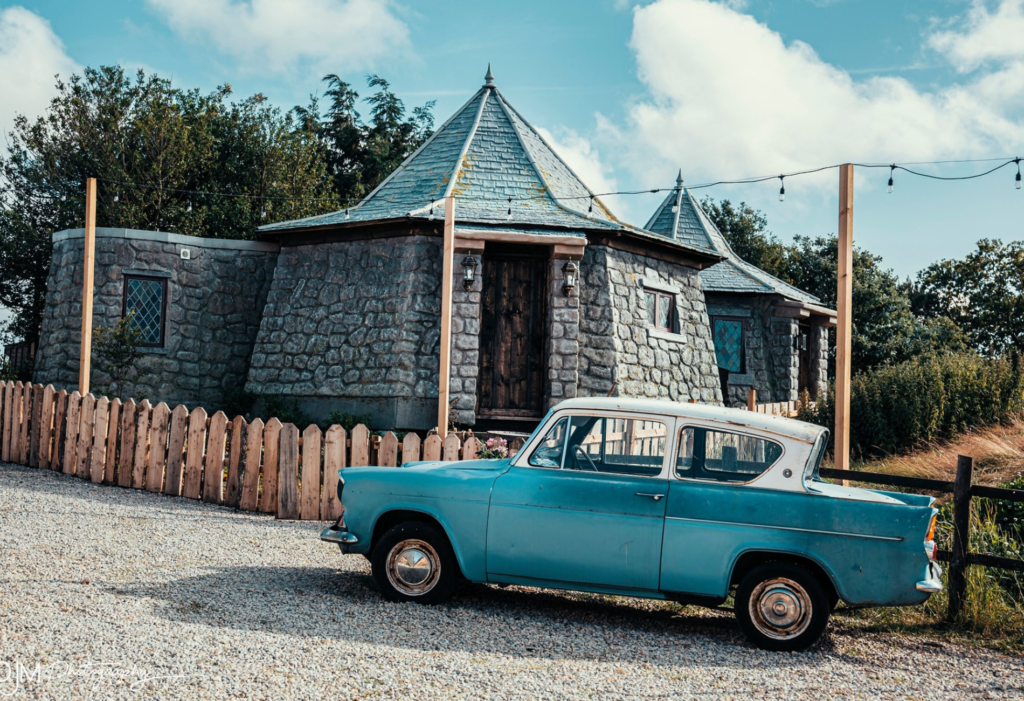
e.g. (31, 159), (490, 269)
(660, 424), (788, 596)
(486, 413), (670, 592)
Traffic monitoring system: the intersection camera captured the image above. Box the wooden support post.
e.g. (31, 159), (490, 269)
(746, 389), (756, 412)
(948, 454), (974, 621)
(437, 196), (456, 437)
(79, 177), (97, 395)
(834, 164), (854, 478)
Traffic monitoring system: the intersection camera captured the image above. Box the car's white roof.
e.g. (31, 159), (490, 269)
(551, 397), (825, 443)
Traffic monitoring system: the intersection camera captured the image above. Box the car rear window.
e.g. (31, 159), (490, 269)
(676, 427), (783, 483)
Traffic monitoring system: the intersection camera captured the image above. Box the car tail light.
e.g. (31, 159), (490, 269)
(924, 514), (938, 561)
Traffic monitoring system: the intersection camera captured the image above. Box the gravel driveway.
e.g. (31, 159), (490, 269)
(1, 463), (1021, 699)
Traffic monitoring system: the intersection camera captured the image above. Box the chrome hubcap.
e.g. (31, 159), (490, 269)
(386, 539), (441, 596)
(749, 577), (812, 640)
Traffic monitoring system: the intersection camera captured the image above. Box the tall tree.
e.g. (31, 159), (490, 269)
(301, 74), (435, 203)
(0, 66), (337, 343)
(914, 239), (1024, 355)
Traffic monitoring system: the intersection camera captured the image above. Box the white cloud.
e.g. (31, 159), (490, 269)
(602, 0), (1024, 194)
(536, 126), (619, 196)
(930, 0), (1024, 72)
(146, 0), (411, 76)
(0, 7), (79, 141)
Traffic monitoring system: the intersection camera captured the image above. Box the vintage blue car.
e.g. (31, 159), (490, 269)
(321, 398), (942, 651)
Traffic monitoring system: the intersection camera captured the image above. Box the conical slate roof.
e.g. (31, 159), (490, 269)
(261, 67), (625, 234)
(645, 172), (820, 304)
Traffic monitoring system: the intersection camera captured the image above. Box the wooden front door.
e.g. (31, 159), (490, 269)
(478, 248), (548, 419)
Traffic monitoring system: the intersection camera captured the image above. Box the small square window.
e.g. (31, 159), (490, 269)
(644, 289), (674, 332)
(122, 276), (167, 348)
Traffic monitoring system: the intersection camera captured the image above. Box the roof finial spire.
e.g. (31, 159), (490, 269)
(676, 169), (684, 188)
(484, 63), (495, 88)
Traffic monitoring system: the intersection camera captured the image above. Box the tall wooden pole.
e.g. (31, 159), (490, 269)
(79, 177), (97, 396)
(437, 196), (456, 437)
(835, 164), (854, 475)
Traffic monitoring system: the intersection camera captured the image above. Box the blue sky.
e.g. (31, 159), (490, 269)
(2, 0), (1023, 279)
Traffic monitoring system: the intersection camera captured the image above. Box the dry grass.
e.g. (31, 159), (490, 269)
(826, 419), (1024, 488)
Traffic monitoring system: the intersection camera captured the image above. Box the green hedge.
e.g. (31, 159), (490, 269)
(798, 353), (1024, 457)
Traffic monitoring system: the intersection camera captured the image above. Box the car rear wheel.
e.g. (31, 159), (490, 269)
(371, 521), (459, 605)
(735, 562), (830, 652)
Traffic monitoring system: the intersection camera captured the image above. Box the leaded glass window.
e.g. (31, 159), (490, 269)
(712, 317), (744, 373)
(644, 289), (674, 332)
(123, 276), (166, 347)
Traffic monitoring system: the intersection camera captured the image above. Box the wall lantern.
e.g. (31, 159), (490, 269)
(461, 256), (478, 290)
(562, 261), (579, 296)
(794, 333), (808, 351)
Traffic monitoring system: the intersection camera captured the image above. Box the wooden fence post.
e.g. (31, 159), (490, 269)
(182, 407), (208, 499)
(203, 411), (229, 504)
(322, 425), (346, 520)
(300, 424), (322, 520)
(277, 423), (300, 519)
(258, 418), (282, 513)
(948, 454), (974, 620)
(225, 415), (246, 507)
(145, 402), (170, 492)
(746, 389), (756, 412)
(239, 417), (264, 512)
(163, 404), (189, 496)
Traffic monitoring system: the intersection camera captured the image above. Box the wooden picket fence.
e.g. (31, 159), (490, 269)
(0, 381), (520, 521)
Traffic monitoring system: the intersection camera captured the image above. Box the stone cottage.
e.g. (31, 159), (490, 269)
(645, 173), (835, 406)
(34, 68), (829, 429)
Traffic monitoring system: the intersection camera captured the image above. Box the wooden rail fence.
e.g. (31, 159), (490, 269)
(0, 382), (523, 521)
(819, 459), (1024, 620)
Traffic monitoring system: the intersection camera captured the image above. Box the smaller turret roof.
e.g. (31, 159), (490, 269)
(645, 180), (820, 305)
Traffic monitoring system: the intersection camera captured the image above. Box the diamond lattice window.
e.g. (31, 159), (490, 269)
(123, 277), (165, 347)
(712, 318), (744, 373)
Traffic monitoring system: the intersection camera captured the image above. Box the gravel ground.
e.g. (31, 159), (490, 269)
(1, 462), (1021, 700)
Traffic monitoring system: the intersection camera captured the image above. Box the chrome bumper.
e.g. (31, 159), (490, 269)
(916, 562), (943, 593)
(320, 523), (358, 552)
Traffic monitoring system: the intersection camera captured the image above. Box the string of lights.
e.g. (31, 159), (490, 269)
(19, 156), (1023, 211)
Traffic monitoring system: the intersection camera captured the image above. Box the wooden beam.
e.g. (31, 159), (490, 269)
(79, 178), (97, 395)
(437, 197), (456, 437)
(835, 164), (854, 478)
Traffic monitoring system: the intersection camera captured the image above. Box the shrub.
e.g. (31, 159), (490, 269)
(799, 352), (1024, 458)
(93, 313), (144, 399)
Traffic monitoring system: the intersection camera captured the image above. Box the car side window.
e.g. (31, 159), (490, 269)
(528, 417), (569, 468)
(675, 426), (783, 483)
(565, 416), (667, 477)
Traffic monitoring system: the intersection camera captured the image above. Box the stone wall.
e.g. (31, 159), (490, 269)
(577, 245), (723, 404)
(544, 258), (581, 408)
(706, 295), (830, 407)
(34, 228), (278, 407)
(246, 236), (453, 429)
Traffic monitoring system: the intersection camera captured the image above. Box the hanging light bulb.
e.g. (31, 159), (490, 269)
(1016, 158), (1021, 190)
(506, 197), (513, 220)
(61, 194), (66, 201)
(888, 165), (895, 194)
(261, 207), (267, 219)
(113, 192), (119, 203)
(345, 208), (350, 220)
(428, 201), (435, 220)
(778, 176), (785, 202)
(187, 200), (192, 212)
(588, 196), (593, 214)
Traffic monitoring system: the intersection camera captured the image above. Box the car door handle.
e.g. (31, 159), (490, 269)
(635, 493), (665, 501)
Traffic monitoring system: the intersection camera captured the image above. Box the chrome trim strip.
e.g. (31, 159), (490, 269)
(320, 528), (358, 545)
(665, 516), (904, 542)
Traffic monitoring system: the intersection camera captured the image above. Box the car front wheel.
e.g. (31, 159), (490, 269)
(371, 521), (459, 605)
(735, 562), (830, 652)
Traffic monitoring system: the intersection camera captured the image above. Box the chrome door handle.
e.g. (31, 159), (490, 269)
(636, 493), (665, 501)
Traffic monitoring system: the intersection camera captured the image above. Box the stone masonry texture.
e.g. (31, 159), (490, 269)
(35, 229), (277, 407)
(577, 245), (723, 404)
(246, 236), (457, 429)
